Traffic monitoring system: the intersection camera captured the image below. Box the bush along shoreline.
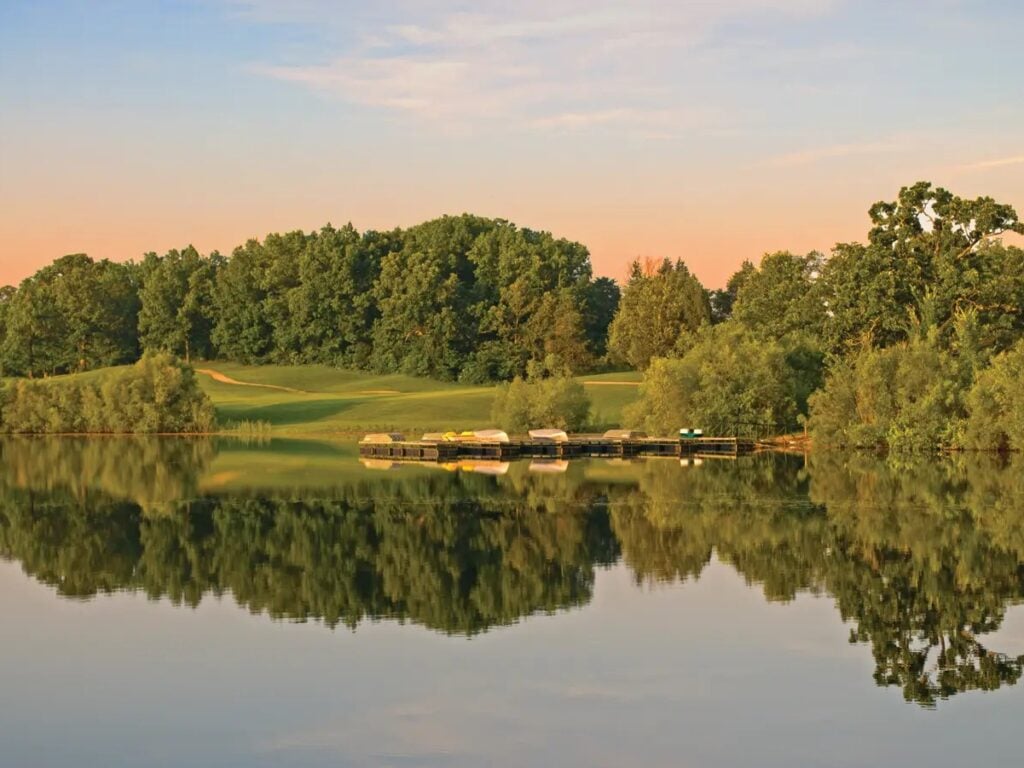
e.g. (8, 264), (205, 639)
(0, 353), (216, 434)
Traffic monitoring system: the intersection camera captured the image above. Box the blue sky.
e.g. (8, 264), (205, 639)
(1, 0), (1022, 285)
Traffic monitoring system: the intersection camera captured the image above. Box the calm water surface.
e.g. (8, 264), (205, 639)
(2, 438), (1024, 767)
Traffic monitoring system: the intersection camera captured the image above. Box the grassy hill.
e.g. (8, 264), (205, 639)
(193, 363), (641, 437)
(7, 363), (641, 437)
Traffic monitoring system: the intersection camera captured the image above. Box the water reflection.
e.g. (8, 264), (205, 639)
(1, 437), (1022, 707)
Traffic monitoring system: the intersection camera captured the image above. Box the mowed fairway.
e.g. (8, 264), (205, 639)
(196, 363), (641, 437)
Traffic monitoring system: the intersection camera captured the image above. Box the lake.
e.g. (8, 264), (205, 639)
(2, 437), (1023, 767)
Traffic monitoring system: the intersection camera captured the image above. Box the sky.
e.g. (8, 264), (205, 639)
(1, 1), (1022, 288)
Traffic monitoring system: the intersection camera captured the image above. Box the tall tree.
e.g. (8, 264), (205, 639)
(1, 255), (139, 376)
(607, 258), (710, 370)
(0, 285), (14, 375)
(709, 260), (755, 324)
(285, 224), (390, 367)
(52, 255), (140, 371)
(1, 279), (65, 376)
(370, 215), (491, 379)
(732, 251), (825, 342)
(527, 290), (594, 374)
(371, 215), (597, 381)
(139, 246), (220, 361)
(582, 277), (620, 358)
(211, 238), (278, 362)
(468, 222), (593, 379)
(819, 182), (1024, 355)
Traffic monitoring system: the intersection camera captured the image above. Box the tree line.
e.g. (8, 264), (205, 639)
(2, 181), (1022, 449)
(0, 216), (619, 383)
(617, 181), (1024, 451)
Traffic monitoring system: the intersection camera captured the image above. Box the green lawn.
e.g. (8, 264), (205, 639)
(196, 363), (641, 437)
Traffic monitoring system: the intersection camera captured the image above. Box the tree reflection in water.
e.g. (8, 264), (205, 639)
(1, 437), (1022, 706)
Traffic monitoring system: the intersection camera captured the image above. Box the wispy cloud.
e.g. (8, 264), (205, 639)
(234, 0), (841, 135)
(763, 139), (907, 168)
(957, 155), (1024, 171)
(529, 105), (727, 142)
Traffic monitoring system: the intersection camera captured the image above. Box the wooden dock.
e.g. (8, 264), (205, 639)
(359, 436), (757, 462)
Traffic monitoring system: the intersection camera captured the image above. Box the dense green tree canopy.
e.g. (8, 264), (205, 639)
(708, 259), (755, 324)
(211, 231), (305, 362)
(817, 182), (1024, 356)
(0, 215), (615, 383)
(963, 337), (1024, 451)
(582, 277), (621, 357)
(732, 251), (825, 342)
(371, 216), (595, 381)
(139, 246), (221, 361)
(607, 258), (711, 370)
(625, 323), (803, 435)
(0, 285), (14, 374)
(1, 254), (139, 377)
(286, 224), (389, 367)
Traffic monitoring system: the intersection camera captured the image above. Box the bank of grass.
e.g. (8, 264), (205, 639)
(195, 362), (641, 437)
(4, 361), (641, 437)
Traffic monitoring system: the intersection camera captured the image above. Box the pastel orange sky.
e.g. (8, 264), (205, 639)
(2, 1), (1022, 289)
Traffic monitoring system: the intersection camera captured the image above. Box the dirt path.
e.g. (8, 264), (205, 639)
(195, 368), (399, 395)
(197, 367), (632, 395)
(196, 368), (305, 392)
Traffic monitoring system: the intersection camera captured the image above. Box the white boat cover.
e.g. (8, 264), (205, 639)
(470, 429), (510, 443)
(528, 428), (568, 442)
(602, 429), (647, 440)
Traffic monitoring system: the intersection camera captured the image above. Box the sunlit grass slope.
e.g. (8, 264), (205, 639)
(196, 363), (640, 437)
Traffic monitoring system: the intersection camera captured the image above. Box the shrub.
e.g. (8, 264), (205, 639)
(624, 324), (803, 436)
(963, 339), (1024, 451)
(607, 259), (710, 370)
(491, 356), (590, 432)
(0, 352), (216, 434)
(807, 334), (964, 451)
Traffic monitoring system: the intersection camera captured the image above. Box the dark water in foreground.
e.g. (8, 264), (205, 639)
(2, 438), (1024, 767)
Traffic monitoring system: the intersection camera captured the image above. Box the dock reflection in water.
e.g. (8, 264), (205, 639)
(3, 437), (1024, 767)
